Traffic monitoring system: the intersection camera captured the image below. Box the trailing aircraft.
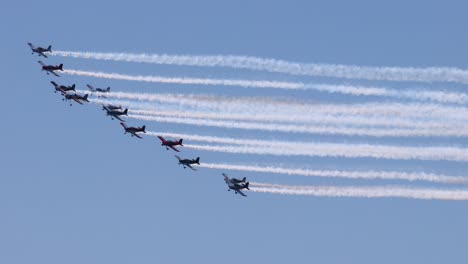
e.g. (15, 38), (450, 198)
(38, 61), (63, 77)
(50, 81), (75, 94)
(62, 93), (89, 106)
(175, 155), (200, 170)
(103, 106), (128, 122)
(223, 173), (250, 197)
(28, 43), (52, 58)
(120, 122), (146, 139)
(157, 136), (183, 152)
(87, 84), (111, 93)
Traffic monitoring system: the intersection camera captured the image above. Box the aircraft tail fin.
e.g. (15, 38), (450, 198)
(71, 84), (76, 91)
(195, 157), (200, 165)
(47, 45), (52, 51)
(83, 94), (89, 101)
(242, 177), (246, 183)
(107, 87), (111, 92)
(123, 109), (128, 115)
(245, 182), (250, 190)
(179, 139), (183, 146)
(58, 64), (63, 70)
(142, 125), (146, 133)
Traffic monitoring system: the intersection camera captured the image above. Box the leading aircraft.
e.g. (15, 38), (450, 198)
(223, 173), (250, 197)
(28, 43), (52, 58)
(62, 93), (90, 106)
(38, 61), (63, 77)
(175, 155), (200, 170)
(120, 122), (146, 139)
(50, 81), (75, 94)
(158, 136), (183, 152)
(103, 106), (128, 122)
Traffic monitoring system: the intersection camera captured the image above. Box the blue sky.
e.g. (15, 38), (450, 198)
(1, 1), (468, 263)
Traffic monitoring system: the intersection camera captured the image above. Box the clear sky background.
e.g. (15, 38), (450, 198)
(1, 1), (468, 263)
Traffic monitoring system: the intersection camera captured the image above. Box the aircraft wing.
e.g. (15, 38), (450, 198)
(175, 155), (182, 161)
(72, 98), (84, 105)
(28, 43), (34, 49)
(236, 189), (247, 197)
(186, 164), (197, 171)
(57, 88), (67, 95)
(157, 136), (166, 142)
(51, 71), (61, 77)
(38, 61), (46, 66)
(114, 115), (124, 122)
(131, 132), (142, 139)
(86, 84), (95, 91)
(168, 145), (180, 152)
(39, 52), (48, 58)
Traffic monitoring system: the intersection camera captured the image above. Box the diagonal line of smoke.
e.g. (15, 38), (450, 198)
(200, 162), (468, 185)
(56, 51), (468, 84)
(249, 182), (468, 200)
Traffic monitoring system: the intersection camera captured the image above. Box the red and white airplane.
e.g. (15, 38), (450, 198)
(157, 136), (183, 152)
(38, 61), (63, 77)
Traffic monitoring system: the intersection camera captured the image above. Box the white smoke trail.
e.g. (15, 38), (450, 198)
(133, 114), (468, 137)
(89, 95), (468, 137)
(55, 51), (468, 84)
(249, 183), (468, 200)
(312, 84), (468, 105)
(82, 89), (468, 123)
(81, 87), (468, 122)
(88, 95), (468, 130)
(79, 90), (296, 109)
(67, 69), (468, 104)
(182, 143), (468, 162)
(130, 108), (442, 129)
(85, 92), (468, 132)
(64, 69), (304, 89)
(200, 162), (468, 184)
(148, 132), (468, 160)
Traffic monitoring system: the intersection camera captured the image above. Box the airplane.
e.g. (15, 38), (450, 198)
(28, 43), (52, 58)
(38, 61), (63, 77)
(175, 155), (200, 171)
(87, 84), (111, 93)
(157, 136), (183, 152)
(103, 106), (128, 122)
(62, 93), (89, 106)
(120, 122), (146, 139)
(223, 173), (250, 197)
(50, 81), (75, 94)
(102, 104), (122, 111)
